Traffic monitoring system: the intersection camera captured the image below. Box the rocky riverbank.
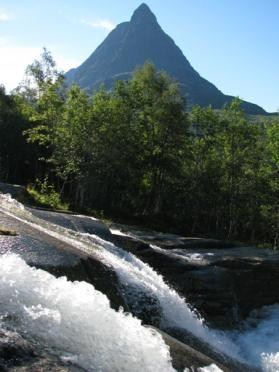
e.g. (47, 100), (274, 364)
(110, 225), (279, 329)
(0, 187), (277, 371)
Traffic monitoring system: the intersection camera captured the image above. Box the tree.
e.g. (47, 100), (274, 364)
(128, 63), (189, 215)
(185, 105), (222, 234)
(52, 85), (90, 203)
(17, 48), (66, 185)
(261, 118), (279, 247)
(0, 86), (35, 183)
(15, 47), (64, 102)
(59, 63), (189, 215)
(5, 49), (277, 247)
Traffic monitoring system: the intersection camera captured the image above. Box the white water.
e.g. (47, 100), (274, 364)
(0, 254), (174, 371)
(1, 193), (279, 371)
(0, 194), (234, 356)
(230, 305), (279, 371)
(197, 365), (224, 372)
(185, 365), (223, 372)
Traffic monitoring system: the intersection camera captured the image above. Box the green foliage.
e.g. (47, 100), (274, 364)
(27, 177), (69, 210)
(1, 51), (278, 246)
(0, 85), (37, 183)
(181, 101), (278, 245)
(83, 63), (189, 213)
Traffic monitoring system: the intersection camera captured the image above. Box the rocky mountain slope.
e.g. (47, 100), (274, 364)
(66, 3), (266, 115)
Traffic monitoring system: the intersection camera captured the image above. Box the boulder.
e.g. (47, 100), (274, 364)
(28, 207), (113, 241)
(0, 328), (82, 371)
(0, 182), (26, 199)
(0, 227), (17, 236)
(147, 327), (257, 372)
(111, 228), (279, 329)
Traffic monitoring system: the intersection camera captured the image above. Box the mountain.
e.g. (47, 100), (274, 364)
(66, 3), (266, 115)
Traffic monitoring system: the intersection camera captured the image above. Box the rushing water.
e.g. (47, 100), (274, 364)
(0, 193), (279, 371)
(0, 254), (174, 372)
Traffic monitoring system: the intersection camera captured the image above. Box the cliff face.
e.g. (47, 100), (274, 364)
(66, 3), (266, 114)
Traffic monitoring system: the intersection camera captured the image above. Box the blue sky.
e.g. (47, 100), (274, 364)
(0, 0), (278, 112)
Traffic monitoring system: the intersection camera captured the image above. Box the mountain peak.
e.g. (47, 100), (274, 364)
(66, 3), (266, 115)
(131, 3), (157, 25)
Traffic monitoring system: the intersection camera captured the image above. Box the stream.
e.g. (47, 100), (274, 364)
(0, 193), (278, 371)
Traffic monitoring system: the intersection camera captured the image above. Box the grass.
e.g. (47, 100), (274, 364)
(26, 179), (69, 211)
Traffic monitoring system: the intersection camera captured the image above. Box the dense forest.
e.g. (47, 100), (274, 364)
(0, 50), (278, 247)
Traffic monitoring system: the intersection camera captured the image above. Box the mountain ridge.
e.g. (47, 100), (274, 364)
(66, 3), (266, 115)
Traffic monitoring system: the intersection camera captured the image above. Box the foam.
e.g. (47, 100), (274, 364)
(0, 254), (174, 372)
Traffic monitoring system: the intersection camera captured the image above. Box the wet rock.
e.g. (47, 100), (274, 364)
(44, 256), (128, 312)
(161, 326), (258, 372)
(112, 235), (150, 253)
(0, 328), (36, 367)
(111, 228), (279, 329)
(153, 237), (237, 250)
(111, 224), (237, 250)
(28, 207), (113, 241)
(0, 210), (160, 324)
(0, 183), (26, 200)
(0, 210), (127, 312)
(148, 327), (257, 372)
(0, 328), (82, 371)
(122, 287), (162, 327)
(160, 330), (224, 371)
(0, 227), (17, 236)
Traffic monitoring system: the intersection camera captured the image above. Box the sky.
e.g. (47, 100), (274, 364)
(0, 0), (278, 112)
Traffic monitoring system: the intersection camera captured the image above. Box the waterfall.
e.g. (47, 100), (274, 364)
(0, 254), (174, 372)
(0, 193), (279, 371)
